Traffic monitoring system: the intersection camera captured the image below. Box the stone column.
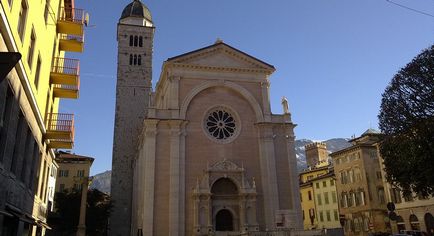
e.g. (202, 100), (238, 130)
(76, 178), (89, 236)
(169, 120), (182, 236)
(142, 119), (158, 236)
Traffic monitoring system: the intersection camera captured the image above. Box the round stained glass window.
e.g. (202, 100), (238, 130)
(204, 106), (240, 143)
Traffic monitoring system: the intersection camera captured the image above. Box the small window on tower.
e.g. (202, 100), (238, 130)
(129, 54), (133, 65)
(134, 36), (138, 47)
(138, 55), (141, 65)
(139, 36), (143, 47)
(129, 36), (133, 46)
(133, 55), (137, 65)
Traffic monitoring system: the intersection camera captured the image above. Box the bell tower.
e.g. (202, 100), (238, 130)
(110, 1), (154, 235)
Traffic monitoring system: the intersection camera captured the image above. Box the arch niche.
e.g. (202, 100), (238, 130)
(425, 213), (434, 235)
(192, 159), (258, 235)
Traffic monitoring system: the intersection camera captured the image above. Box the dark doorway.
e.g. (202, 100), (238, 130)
(216, 209), (233, 231)
(425, 213), (434, 236)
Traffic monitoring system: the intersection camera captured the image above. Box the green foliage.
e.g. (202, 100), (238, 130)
(48, 189), (112, 236)
(378, 44), (434, 196)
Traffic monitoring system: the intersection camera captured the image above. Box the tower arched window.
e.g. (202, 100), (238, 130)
(129, 36), (133, 46)
(134, 36), (138, 47)
(133, 54), (137, 65)
(138, 55), (142, 65)
(129, 54), (133, 65)
(139, 36), (143, 47)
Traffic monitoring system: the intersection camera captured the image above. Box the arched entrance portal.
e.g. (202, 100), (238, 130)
(425, 213), (434, 236)
(216, 209), (234, 231)
(192, 159), (258, 235)
(211, 178), (238, 232)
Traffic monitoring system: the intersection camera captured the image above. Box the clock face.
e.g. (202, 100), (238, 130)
(203, 106), (240, 144)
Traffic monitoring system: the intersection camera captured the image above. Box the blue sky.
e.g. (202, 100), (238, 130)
(61, 0), (434, 175)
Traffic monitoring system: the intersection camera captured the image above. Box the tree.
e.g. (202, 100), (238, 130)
(48, 189), (112, 236)
(378, 44), (434, 196)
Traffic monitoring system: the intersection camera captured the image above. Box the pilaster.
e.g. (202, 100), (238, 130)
(285, 127), (303, 229)
(256, 123), (279, 230)
(169, 120), (183, 236)
(142, 119), (159, 235)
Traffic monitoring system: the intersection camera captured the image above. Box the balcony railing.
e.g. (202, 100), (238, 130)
(59, 34), (84, 52)
(51, 57), (80, 76)
(53, 82), (80, 99)
(57, 7), (86, 35)
(59, 7), (85, 25)
(50, 57), (80, 86)
(45, 113), (75, 149)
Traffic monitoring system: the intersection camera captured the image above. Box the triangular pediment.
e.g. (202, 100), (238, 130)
(166, 41), (275, 73)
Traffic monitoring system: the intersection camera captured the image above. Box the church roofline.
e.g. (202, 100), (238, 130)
(166, 41), (276, 71)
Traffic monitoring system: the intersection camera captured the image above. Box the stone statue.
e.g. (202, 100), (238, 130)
(281, 96), (290, 114)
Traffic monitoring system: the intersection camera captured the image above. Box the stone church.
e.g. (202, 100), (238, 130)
(110, 0), (302, 235)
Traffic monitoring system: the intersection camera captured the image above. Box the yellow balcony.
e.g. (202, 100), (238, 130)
(50, 57), (80, 86)
(57, 7), (86, 36)
(53, 83), (79, 99)
(45, 113), (75, 149)
(59, 34), (84, 52)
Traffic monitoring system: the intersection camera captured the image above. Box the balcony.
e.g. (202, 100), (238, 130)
(50, 57), (79, 87)
(59, 34), (84, 52)
(53, 83), (79, 99)
(57, 7), (86, 36)
(45, 113), (74, 149)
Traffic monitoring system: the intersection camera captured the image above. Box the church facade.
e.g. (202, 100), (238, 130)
(110, 1), (302, 235)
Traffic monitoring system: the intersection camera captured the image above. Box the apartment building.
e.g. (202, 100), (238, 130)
(299, 142), (342, 232)
(54, 151), (93, 193)
(378, 144), (434, 234)
(0, 0), (87, 235)
(331, 129), (388, 236)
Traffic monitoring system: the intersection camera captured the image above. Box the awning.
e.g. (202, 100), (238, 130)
(37, 220), (52, 230)
(0, 209), (13, 217)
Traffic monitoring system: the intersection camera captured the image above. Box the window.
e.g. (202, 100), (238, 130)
(27, 29), (36, 68)
(34, 55), (41, 89)
(319, 211), (324, 222)
(138, 55), (141, 65)
(58, 169), (69, 177)
(308, 191), (312, 201)
(129, 54), (133, 65)
(77, 170), (84, 177)
(316, 182), (320, 189)
(348, 192), (354, 207)
(133, 54), (137, 65)
(326, 210), (331, 222)
(11, 112), (25, 174)
(129, 35), (133, 46)
(134, 36), (138, 46)
(17, 0), (28, 41)
(390, 188), (402, 203)
(0, 87), (14, 157)
(44, 0), (51, 23)
(317, 194), (322, 205)
(74, 183), (82, 191)
(139, 36), (143, 47)
(59, 184), (65, 192)
(378, 187), (385, 204)
(302, 210), (305, 220)
(330, 179), (334, 186)
(323, 181), (327, 187)
(354, 168), (362, 182)
(332, 191), (337, 203)
(324, 192), (329, 204)
(334, 210), (338, 221)
(376, 171), (382, 180)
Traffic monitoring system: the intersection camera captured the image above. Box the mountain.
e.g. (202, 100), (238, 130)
(294, 138), (351, 171)
(90, 138), (351, 194)
(90, 170), (111, 194)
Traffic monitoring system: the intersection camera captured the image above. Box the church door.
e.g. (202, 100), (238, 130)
(216, 209), (234, 231)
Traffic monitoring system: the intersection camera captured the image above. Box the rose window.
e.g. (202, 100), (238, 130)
(205, 108), (238, 142)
